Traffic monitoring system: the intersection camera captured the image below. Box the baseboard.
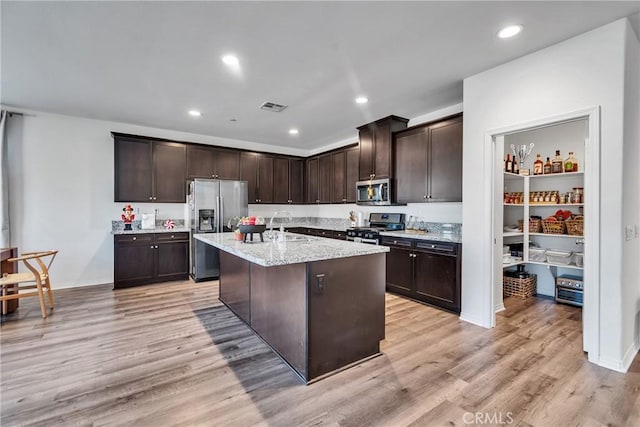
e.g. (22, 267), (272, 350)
(596, 338), (640, 373)
(495, 302), (506, 313)
(459, 311), (491, 328)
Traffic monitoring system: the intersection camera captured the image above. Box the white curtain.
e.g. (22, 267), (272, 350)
(0, 110), (10, 248)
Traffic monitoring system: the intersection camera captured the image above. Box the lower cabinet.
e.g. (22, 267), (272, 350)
(381, 236), (461, 314)
(114, 232), (189, 288)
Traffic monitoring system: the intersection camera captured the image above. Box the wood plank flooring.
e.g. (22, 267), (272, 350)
(1, 280), (639, 426)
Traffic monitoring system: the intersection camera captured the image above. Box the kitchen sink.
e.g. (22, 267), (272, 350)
(266, 233), (319, 243)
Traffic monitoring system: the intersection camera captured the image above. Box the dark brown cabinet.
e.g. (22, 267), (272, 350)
(358, 116), (408, 181)
(381, 236), (461, 314)
(345, 147), (359, 203)
(241, 153), (277, 204)
(318, 154), (332, 203)
(114, 135), (187, 203)
(187, 146), (239, 180)
(331, 151), (346, 203)
(240, 152), (258, 203)
(114, 232), (189, 288)
(257, 155), (274, 203)
(273, 157), (305, 204)
(306, 157), (319, 204)
(394, 114), (462, 203)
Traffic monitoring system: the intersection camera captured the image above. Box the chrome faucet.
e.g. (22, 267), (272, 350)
(268, 211), (293, 240)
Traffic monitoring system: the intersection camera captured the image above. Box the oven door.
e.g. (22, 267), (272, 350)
(356, 178), (391, 205)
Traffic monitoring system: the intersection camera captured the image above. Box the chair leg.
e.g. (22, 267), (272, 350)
(45, 278), (55, 309)
(35, 278), (47, 318)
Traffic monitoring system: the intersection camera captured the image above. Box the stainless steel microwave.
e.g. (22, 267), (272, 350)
(356, 178), (392, 205)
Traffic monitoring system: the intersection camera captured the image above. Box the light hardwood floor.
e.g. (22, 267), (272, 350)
(1, 280), (639, 426)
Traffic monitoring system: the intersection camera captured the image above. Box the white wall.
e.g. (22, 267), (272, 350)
(6, 103), (463, 289)
(462, 19), (633, 370)
(621, 20), (640, 368)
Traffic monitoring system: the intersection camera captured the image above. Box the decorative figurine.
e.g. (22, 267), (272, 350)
(121, 204), (135, 231)
(164, 219), (175, 230)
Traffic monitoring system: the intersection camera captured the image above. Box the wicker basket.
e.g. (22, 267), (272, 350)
(565, 218), (584, 236)
(518, 219), (542, 233)
(542, 219), (566, 234)
(503, 275), (537, 299)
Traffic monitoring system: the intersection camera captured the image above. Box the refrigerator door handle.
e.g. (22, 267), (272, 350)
(215, 196), (220, 233)
(220, 196), (225, 232)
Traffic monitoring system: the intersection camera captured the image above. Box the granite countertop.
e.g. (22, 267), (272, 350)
(283, 223), (349, 232)
(112, 227), (190, 235)
(194, 232), (389, 267)
(379, 230), (462, 244)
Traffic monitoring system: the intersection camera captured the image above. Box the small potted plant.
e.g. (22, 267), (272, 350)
(228, 216), (244, 241)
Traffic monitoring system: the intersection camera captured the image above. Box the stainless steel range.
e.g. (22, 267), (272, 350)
(346, 213), (405, 244)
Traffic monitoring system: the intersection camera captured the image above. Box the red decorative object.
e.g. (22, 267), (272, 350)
(121, 204), (135, 230)
(164, 220), (175, 230)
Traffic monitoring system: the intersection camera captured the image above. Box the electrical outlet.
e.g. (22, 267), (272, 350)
(625, 226), (633, 241)
(635, 224), (639, 239)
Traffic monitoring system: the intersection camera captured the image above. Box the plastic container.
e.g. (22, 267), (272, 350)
(546, 249), (573, 265)
(574, 252), (584, 267)
(529, 247), (547, 262)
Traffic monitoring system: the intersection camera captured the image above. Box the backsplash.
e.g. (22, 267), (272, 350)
(111, 219), (186, 232)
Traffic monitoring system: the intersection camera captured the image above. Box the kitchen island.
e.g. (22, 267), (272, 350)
(195, 232), (389, 383)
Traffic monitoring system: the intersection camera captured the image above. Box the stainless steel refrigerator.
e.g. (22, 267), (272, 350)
(188, 179), (248, 282)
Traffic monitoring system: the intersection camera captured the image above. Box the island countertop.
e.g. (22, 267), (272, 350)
(194, 232), (389, 267)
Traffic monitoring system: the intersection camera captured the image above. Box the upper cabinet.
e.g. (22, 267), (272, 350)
(274, 158), (305, 204)
(305, 145), (358, 204)
(358, 115), (409, 181)
(306, 157), (319, 204)
(114, 134), (186, 203)
(394, 114), (462, 203)
(187, 146), (240, 180)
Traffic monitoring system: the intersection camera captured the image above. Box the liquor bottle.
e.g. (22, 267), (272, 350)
(565, 152), (578, 172)
(551, 150), (563, 173)
(505, 154), (512, 173)
(513, 158), (519, 174)
(543, 157), (552, 174)
(533, 154), (543, 175)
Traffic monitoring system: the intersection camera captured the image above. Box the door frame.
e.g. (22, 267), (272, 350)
(486, 106), (600, 360)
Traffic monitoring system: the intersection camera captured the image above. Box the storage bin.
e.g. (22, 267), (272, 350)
(574, 252), (584, 267)
(529, 247), (546, 262)
(503, 274), (537, 299)
(542, 219), (566, 234)
(546, 249), (573, 265)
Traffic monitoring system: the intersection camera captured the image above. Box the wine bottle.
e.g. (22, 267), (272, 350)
(505, 154), (512, 173)
(533, 154), (543, 175)
(543, 157), (552, 174)
(551, 150), (563, 173)
(513, 158), (519, 174)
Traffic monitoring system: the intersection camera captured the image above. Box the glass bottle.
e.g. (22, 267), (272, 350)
(543, 157), (552, 174)
(505, 154), (512, 173)
(551, 150), (563, 173)
(565, 152), (578, 172)
(533, 154), (543, 175)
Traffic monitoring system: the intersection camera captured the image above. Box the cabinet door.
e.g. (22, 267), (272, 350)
(414, 251), (459, 313)
(358, 127), (374, 180)
(240, 152), (258, 203)
(385, 247), (414, 296)
(345, 147), (359, 203)
(289, 159), (304, 204)
(331, 151), (346, 203)
(427, 117), (463, 202)
(373, 122), (392, 179)
(394, 127), (429, 203)
(257, 154), (274, 203)
(306, 157), (319, 203)
(153, 142), (187, 203)
(187, 146), (217, 179)
(114, 137), (153, 202)
(318, 154), (332, 203)
(114, 242), (155, 288)
(273, 157), (290, 204)
(214, 149), (240, 180)
(155, 241), (189, 281)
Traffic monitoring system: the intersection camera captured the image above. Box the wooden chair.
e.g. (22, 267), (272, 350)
(0, 250), (58, 318)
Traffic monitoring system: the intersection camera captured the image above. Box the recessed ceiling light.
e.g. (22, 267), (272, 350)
(222, 54), (239, 66)
(497, 25), (523, 39)
(188, 110), (202, 117)
(355, 96), (368, 104)
(288, 129), (299, 135)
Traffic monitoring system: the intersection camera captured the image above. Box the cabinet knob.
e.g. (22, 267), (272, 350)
(431, 245), (435, 248)
(156, 245), (159, 248)
(153, 197), (157, 200)
(132, 237), (137, 240)
(150, 245), (154, 249)
(394, 240), (398, 244)
(149, 197), (153, 200)
(171, 235), (174, 238)
(423, 195), (427, 199)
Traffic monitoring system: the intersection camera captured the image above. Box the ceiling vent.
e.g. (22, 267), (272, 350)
(259, 101), (288, 112)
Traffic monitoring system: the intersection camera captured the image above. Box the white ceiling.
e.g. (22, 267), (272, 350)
(2, 1), (639, 152)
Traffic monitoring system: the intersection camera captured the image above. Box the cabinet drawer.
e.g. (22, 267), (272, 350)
(334, 230), (347, 240)
(380, 236), (413, 248)
(415, 240), (457, 255)
(114, 234), (154, 244)
(155, 232), (189, 242)
(315, 229), (333, 238)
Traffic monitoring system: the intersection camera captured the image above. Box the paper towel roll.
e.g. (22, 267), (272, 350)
(356, 212), (365, 227)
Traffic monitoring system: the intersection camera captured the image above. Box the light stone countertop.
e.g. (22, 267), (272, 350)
(282, 223), (349, 232)
(194, 232), (389, 267)
(112, 227), (190, 235)
(379, 230), (462, 244)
